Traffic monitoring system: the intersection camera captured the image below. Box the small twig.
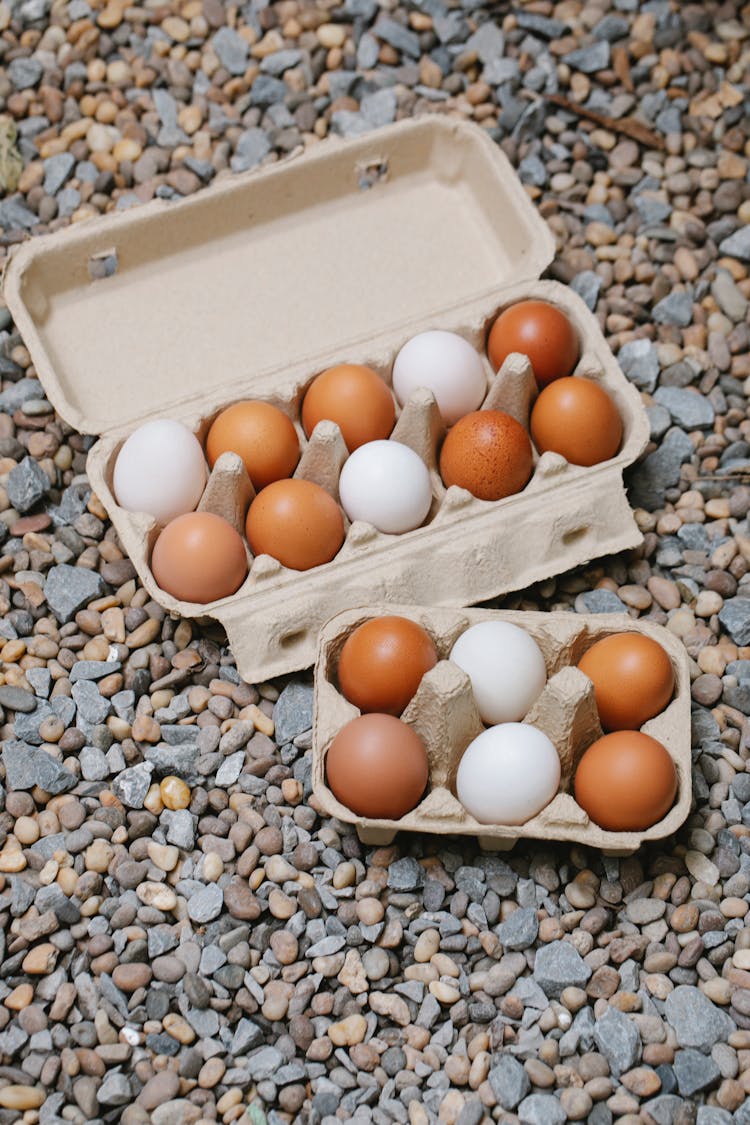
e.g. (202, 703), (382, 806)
(544, 92), (666, 151)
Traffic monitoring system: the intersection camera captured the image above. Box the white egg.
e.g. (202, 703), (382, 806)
(392, 330), (486, 425)
(450, 620), (546, 724)
(339, 440), (433, 534)
(113, 419), (207, 525)
(457, 723), (560, 824)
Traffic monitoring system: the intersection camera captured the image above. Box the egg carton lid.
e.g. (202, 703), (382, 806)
(2, 117), (555, 439)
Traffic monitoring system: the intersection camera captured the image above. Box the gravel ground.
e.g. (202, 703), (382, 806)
(0, 0), (749, 1123)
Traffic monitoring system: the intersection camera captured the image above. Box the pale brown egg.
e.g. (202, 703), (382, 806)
(325, 713), (429, 819)
(245, 478), (344, 571)
(206, 401), (300, 490)
(578, 632), (674, 730)
(338, 616), (438, 715)
(574, 731), (677, 831)
(151, 511), (248, 603)
(302, 364), (396, 452)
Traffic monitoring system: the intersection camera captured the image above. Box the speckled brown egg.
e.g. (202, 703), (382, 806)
(439, 410), (533, 500)
(325, 713), (429, 819)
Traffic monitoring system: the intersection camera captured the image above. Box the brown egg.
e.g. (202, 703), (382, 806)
(206, 401), (300, 490)
(245, 478), (344, 571)
(151, 511), (248, 603)
(302, 364), (396, 452)
(325, 713), (429, 819)
(578, 632), (675, 730)
(487, 300), (579, 386)
(338, 616), (438, 715)
(574, 731), (678, 831)
(530, 377), (623, 467)
(439, 410), (533, 500)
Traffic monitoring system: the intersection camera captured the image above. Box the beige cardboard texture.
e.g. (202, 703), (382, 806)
(3, 118), (650, 682)
(313, 606), (692, 854)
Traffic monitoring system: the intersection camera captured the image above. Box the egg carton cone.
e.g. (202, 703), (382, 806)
(312, 606), (692, 855)
(4, 118), (649, 683)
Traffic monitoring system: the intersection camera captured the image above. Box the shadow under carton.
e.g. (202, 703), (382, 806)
(4, 117), (649, 682)
(313, 605), (692, 856)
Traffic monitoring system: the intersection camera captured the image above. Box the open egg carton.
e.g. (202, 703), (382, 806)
(313, 606), (692, 855)
(4, 118), (649, 683)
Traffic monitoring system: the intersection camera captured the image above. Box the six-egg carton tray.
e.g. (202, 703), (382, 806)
(4, 118), (649, 683)
(313, 606), (692, 854)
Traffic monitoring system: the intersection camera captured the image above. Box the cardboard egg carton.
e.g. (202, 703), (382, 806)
(313, 606), (692, 854)
(4, 118), (649, 683)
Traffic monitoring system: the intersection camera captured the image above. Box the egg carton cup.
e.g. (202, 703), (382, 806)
(312, 606), (692, 855)
(3, 117), (649, 683)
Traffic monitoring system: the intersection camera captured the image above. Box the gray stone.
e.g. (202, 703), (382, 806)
(466, 22), (504, 61)
(146, 744), (200, 783)
(231, 1019), (263, 1055)
(518, 154), (547, 188)
(618, 338), (659, 392)
(664, 986), (734, 1052)
(361, 88), (397, 128)
(165, 809), (195, 849)
(712, 269), (747, 322)
(43, 153), (75, 195)
(498, 907), (538, 951)
(212, 27), (248, 75)
(515, 11), (568, 37)
(247, 1045), (284, 1081)
(0, 378), (42, 414)
(627, 427), (694, 509)
(70, 661), (121, 683)
(44, 565), (104, 624)
(718, 226), (750, 261)
(161, 724), (200, 746)
(187, 883), (223, 924)
(695, 1107), (732, 1124)
(0, 197), (38, 231)
(97, 1072), (131, 1106)
(306, 935), (346, 958)
(72, 680), (112, 734)
(562, 40), (610, 73)
(8, 57), (43, 89)
(673, 1048), (721, 1097)
(533, 941), (592, 997)
(594, 13), (629, 39)
(35, 882), (80, 924)
(79, 746), (109, 781)
(488, 1053), (530, 1110)
(719, 599), (750, 646)
(653, 386), (714, 429)
(260, 49), (302, 76)
(3, 740), (75, 794)
(641, 1096), (689, 1125)
(517, 1093), (566, 1125)
(634, 194), (672, 225)
(0, 685), (36, 712)
(375, 16), (420, 57)
(388, 856), (425, 891)
(7, 456), (50, 513)
(593, 1006), (640, 1077)
(215, 752), (245, 786)
(653, 289), (694, 327)
(570, 270), (602, 311)
(231, 128), (271, 172)
(648, 404), (672, 441)
(273, 682), (314, 744)
(575, 589), (627, 614)
(111, 763), (153, 808)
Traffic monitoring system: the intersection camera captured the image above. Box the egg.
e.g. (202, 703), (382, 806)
(151, 511), (248, 603)
(574, 731), (677, 831)
(450, 621), (547, 724)
(325, 713), (429, 819)
(206, 401), (300, 490)
(338, 616), (438, 715)
(530, 377), (623, 467)
(457, 723), (560, 825)
(113, 419), (207, 525)
(487, 300), (579, 387)
(392, 331), (486, 425)
(302, 364), (396, 452)
(578, 632), (675, 730)
(339, 440), (432, 534)
(245, 478), (344, 571)
(439, 410), (533, 501)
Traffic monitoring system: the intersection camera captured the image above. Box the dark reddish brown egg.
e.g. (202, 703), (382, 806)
(487, 300), (579, 386)
(439, 410), (533, 500)
(338, 615), (438, 715)
(325, 713), (429, 819)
